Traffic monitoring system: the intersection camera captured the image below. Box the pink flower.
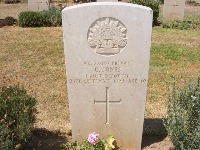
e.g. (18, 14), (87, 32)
(87, 132), (99, 144)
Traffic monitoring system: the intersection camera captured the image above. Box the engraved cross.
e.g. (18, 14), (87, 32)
(172, 0), (178, 9)
(94, 87), (121, 124)
(35, 0), (43, 11)
(171, 0), (179, 17)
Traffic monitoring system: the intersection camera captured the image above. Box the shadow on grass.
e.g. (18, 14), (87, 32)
(23, 128), (69, 150)
(142, 118), (168, 148)
(0, 19), (6, 28)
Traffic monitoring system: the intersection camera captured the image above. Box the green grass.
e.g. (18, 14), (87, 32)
(146, 27), (200, 120)
(152, 44), (199, 62)
(0, 27), (69, 133)
(0, 26), (199, 134)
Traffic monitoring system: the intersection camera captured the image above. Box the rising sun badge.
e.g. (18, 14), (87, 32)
(88, 17), (127, 56)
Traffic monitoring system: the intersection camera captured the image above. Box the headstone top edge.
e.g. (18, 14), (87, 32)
(62, 2), (152, 13)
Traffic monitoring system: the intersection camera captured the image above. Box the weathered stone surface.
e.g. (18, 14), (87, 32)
(62, 2), (152, 149)
(163, 0), (186, 21)
(28, 0), (49, 11)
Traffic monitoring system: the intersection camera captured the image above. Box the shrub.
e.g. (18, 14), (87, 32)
(58, 0), (68, 3)
(73, 0), (91, 3)
(41, 6), (62, 27)
(162, 20), (200, 30)
(164, 77), (200, 149)
(159, 0), (164, 4)
(20, 0), (28, 3)
(5, 16), (17, 26)
(4, 0), (20, 3)
(129, 0), (160, 25)
(0, 85), (36, 150)
(19, 11), (46, 27)
(19, 7), (62, 27)
(186, 0), (200, 6)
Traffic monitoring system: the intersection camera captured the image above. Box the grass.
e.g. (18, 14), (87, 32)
(0, 27), (70, 133)
(0, 3), (200, 137)
(146, 28), (200, 118)
(0, 3), (28, 19)
(1, 27), (199, 135)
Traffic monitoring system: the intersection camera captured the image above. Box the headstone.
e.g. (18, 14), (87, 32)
(28, 0), (49, 11)
(163, 0), (186, 21)
(62, 2), (152, 149)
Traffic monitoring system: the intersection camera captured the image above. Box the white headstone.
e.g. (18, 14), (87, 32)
(62, 2), (152, 149)
(163, 0), (186, 21)
(28, 0), (49, 11)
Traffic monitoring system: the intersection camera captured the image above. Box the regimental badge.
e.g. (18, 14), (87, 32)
(88, 17), (127, 56)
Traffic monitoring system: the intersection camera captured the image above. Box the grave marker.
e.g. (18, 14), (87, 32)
(28, 0), (49, 11)
(62, 2), (153, 149)
(163, 0), (186, 21)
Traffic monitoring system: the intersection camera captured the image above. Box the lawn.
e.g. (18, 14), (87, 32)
(1, 22), (199, 133)
(0, 2), (200, 149)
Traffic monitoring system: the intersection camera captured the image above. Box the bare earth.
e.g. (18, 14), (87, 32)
(29, 133), (173, 150)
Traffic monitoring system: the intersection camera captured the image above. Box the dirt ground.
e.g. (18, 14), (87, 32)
(29, 127), (173, 150)
(28, 132), (173, 150)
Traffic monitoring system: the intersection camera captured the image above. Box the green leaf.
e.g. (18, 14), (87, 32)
(104, 135), (115, 150)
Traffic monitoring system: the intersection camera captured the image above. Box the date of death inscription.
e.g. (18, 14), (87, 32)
(68, 61), (147, 84)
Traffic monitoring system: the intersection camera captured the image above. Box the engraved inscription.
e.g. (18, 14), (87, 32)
(88, 17), (127, 56)
(94, 87), (121, 124)
(68, 60), (147, 84)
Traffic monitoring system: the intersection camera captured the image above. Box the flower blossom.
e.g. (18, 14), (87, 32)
(87, 132), (99, 144)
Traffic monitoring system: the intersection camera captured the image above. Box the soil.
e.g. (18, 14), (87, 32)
(28, 129), (173, 150)
(142, 136), (173, 150)
(29, 118), (173, 150)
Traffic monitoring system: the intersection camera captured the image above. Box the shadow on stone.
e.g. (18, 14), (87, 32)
(22, 128), (69, 150)
(142, 118), (168, 148)
(113, 140), (121, 150)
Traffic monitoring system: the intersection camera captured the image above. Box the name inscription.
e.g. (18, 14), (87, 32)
(69, 60), (147, 84)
